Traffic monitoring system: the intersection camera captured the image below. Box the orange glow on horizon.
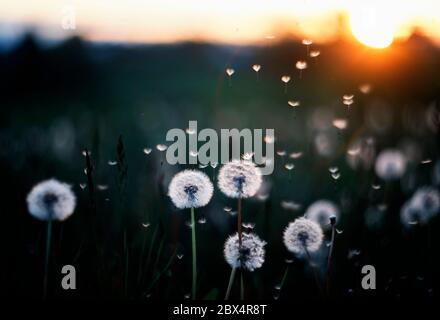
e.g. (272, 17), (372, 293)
(0, 1), (439, 46)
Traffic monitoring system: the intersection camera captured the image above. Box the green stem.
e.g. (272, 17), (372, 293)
(124, 228), (129, 296)
(225, 267), (237, 300)
(326, 224), (336, 296)
(240, 271), (244, 300)
(279, 265), (290, 293)
(43, 220), (53, 299)
(191, 207), (197, 300)
(303, 245), (324, 297)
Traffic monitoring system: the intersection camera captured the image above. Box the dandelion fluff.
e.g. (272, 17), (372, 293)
(283, 218), (323, 256)
(375, 149), (406, 180)
(224, 232), (266, 271)
(168, 170), (213, 209)
(305, 200), (339, 230)
(217, 160), (262, 199)
(411, 187), (440, 218)
(26, 179), (76, 221)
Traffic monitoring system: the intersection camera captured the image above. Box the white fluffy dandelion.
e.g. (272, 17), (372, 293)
(283, 218), (323, 256)
(305, 200), (339, 230)
(401, 187), (440, 226)
(168, 170), (213, 209)
(375, 149), (406, 181)
(224, 232), (266, 271)
(26, 179), (76, 221)
(217, 160), (262, 199)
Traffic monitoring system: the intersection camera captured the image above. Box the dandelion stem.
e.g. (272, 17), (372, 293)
(191, 207), (197, 300)
(237, 197), (242, 246)
(43, 219), (52, 299)
(326, 222), (336, 296)
(278, 265), (290, 294)
(240, 271), (245, 300)
(303, 244), (324, 296)
(225, 267), (237, 300)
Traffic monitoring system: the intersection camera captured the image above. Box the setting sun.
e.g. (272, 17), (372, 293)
(347, 2), (401, 48)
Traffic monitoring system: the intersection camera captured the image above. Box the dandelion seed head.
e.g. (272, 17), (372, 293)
(283, 218), (323, 255)
(26, 179), (76, 221)
(223, 232), (266, 271)
(375, 149), (406, 181)
(411, 187), (440, 218)
(217, 160), (262, 199)
(305, 200), (339, 230)
(168, 170), (213, 209)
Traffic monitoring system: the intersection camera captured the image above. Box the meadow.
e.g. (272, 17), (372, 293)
(0, 33), (439, 300)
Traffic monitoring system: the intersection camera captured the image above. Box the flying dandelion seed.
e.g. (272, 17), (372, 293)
(283, 218), (323, 256)
(421, 159), (432, 164)
(372, 184), (381, 190)
(142, 222), (150, 228)
(329, 167), (338, 173)
(252, 64), (261, 81)
(289, 151), (303, 159)
(224, 232), (266, 271)
(343, 99), (354, 108)
(210, 161), (218, 169)
(224, 206), (232, 212)
(97, 184), (108, 191)
(218, 160), (262, 199)
(347, 147), (361, 156)
(281, 75), (291, 93)
(375, 149), (406, 181)
(276, 150), (286, 156)
(284, 163), (295, 171)
(310, 50), (320, 58)
(108, 160), (117, 166)
(305, 200), (339, 230)
(281, 200), (302, 211)
(359, 83), (372, 94)
(288, 100), (300, 108)
(198, 217), (207, 224)
(264, 135), (275, 144)
(343, 94), (354, 100)
(143, 148), (152, 155)
(156, 144), (167, 152)
(252, 64), (261, 72)
(177, 254), (184, 260)
(168, 170), (213, 209)
(331, 172), (341, 180)
(79, 183), (86, 190)
(332, 118), (348, 130)
(186, 128), (196, 135)
(295, 61), (307, 79)
(242, 152), (254, 161)
(302, 39), (313, 54)
(257, 194), (269, 201)
(27, 179), (76, 221)
(242, 222), (256, 229)
(226, 68), (235, 86)
(82, 150), (91, 157)
(189, 150), (198, 157)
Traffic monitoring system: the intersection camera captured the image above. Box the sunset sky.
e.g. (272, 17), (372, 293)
(1, 0), (440, 48)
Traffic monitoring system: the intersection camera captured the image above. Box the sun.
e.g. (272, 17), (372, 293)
(348, 3), (398, 49)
